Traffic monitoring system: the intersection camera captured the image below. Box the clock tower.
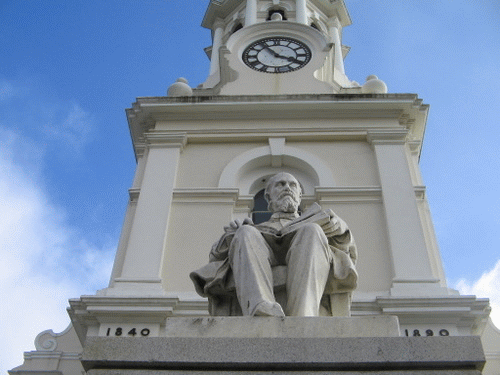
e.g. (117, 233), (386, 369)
(200, 0), (375, 95)
(10, 1), (500, 374)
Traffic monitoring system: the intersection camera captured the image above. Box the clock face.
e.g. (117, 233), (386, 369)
(242, 37), (312, 74)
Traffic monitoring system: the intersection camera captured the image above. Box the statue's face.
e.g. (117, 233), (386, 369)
(267, 173), (301, 213)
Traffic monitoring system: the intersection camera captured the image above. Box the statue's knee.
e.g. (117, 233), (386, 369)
(234, 224), (260, 239)
(298, 222), (324, 236)
(295, 222), (329, 251)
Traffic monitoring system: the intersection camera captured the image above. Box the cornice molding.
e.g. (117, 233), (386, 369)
(314, 187), (383, 203)
(126, 94), (428, 159)
(141, 186), (424, 205)
(367, 129), (409, 145)
(185, 129), (365, 144)
(375, 295), (491, 332)
(414, 185), (426, 200)
(134, 143), (147, 158)
(173, 188), (240, 203)
(24, 351), (81, 361)
(128, 188), (140, 202)
(408, 140), (422, 154)
(144, 132), (187, 150)
(128, 94), (426, 122)
(69, 293), (491, 340)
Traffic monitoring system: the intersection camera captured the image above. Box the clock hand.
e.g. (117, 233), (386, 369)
(263, 45), (281, 58)
(263, 46), (301, 64)
(270, 53), (300, 63)
(283, 56), (301, 63)
(266, 48), (300, 63)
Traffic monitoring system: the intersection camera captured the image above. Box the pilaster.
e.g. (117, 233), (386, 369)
(367, 130), (447, 296)
(104, 133), (187, 296)
(107, 147), (147, 286)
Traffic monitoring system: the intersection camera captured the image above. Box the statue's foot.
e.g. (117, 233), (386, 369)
(252, 301), (285, 317)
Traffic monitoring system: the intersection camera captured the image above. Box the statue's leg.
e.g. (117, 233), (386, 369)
(285, 223), (332, 316)
(229, 225), (284, 316)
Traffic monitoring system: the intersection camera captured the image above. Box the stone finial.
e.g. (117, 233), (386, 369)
(270, 12), (283, 21)
(361, 75), (388, 94)
(167, 78), (193, 97)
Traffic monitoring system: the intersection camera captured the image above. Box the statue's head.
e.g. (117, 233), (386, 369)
(264, 172), (302, 213)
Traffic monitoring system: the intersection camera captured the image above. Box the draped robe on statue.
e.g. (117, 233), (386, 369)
(190, 203), (358, 316)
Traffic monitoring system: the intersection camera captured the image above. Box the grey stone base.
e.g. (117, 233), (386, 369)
(83, 336), (484, 373)
(88, 372), (481, 375)
(9, 372), (63, 375)
(82, 317), (485, 374)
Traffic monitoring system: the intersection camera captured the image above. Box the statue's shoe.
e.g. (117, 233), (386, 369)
(252, 301), (285, 317)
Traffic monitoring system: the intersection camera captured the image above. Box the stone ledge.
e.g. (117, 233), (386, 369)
(82, 336), (485, 372)
(162, 316), (400, 338)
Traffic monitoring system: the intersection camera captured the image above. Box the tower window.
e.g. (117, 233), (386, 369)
(232, 23), (243, 34)
(252, 189), (272, 224)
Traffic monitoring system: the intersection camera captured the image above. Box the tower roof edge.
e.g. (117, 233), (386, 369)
(202, 0), (242, 29)
(312, 0), (352, 26)
(202, 0), (352, 29)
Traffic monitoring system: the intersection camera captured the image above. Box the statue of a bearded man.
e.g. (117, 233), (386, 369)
(191, 172), (357, 317)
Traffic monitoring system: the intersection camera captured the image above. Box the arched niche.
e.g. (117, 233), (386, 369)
(218, 138), (334, 195)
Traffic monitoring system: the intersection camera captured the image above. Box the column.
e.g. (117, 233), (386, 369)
(245, 0), (257, 26)
(296, 0), (308, 24)
(109, 133), (187, 295)
(367, 130), (444, 296)
(327, 17), (345, 75)
(210, 18), (224, 76)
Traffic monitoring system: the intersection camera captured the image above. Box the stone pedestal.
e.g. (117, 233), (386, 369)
(81, 317), (485, 374)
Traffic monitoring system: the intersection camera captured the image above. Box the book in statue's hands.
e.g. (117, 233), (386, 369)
(257, 203), (335, 237)
(279, 209), (333, 237)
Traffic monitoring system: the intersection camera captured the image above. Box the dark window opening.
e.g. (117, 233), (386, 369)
(232, 23), (243, 34)
(252, 189), (272, 224)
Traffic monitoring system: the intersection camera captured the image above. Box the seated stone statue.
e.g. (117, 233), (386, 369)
(191, 172), (357, 317)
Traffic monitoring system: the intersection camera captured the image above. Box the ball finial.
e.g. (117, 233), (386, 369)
(167, 77), (193, 97)
(361, 75), (388, 94)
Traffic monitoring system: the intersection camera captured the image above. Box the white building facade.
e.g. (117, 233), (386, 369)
(10, 1), (500, 374)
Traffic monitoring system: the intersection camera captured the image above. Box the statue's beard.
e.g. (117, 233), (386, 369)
(270, 195), (299, 213)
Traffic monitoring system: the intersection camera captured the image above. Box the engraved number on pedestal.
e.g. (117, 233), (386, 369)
(105, 327), (150, 337)
(404, 329), (450, 337)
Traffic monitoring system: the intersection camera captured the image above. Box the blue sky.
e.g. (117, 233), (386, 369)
(1, 1), (499, 372)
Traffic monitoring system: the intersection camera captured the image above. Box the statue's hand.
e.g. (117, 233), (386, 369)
(224, 217), (254, 233)
(322, 209), (343, 237)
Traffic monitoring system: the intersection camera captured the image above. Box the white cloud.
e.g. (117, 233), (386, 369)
(43, 102), (94, 153)
(0, 77), (93, 157)
(456, 260), (500, 329)
(0, 128), (115, 373)
(0, 79), (16, 100)
(0, 77), (31, 102)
